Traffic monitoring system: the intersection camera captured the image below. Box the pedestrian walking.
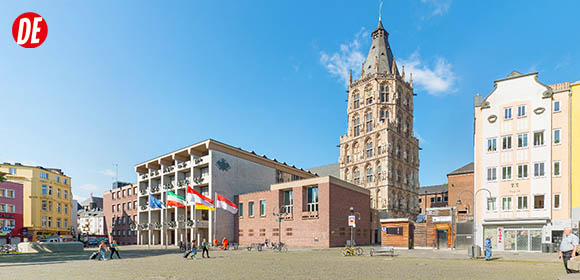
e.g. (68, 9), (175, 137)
(484, 235), (492, 261)
(221, 237), (228, 250)
(559, 227), (579, 274)
(109, 240), (121, 259)
(98, 241), (108, 261)
(183, 240), (198, 259)
(202, 238), (210, 258)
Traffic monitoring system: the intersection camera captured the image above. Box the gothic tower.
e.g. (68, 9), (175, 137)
(339, 20), (420, 242)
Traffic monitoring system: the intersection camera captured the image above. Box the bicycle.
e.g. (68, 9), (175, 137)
(342, 246), (363, 256)
(271, 242), (288, 253)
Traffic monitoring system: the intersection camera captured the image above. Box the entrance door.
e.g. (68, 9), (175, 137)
(437, 229), (448, 249)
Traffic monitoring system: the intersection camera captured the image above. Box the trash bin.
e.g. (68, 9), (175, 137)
(468, 245), (481, 258)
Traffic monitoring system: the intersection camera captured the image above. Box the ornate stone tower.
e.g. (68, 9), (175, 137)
(339, 20), (420, 241)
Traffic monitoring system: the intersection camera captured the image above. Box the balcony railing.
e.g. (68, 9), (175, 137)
(163, 166), (175, 173)
(163, 183), (174, 190)
(177, 161), (189, 170)
(192, 176), (207, 186)
(140, 205), (148, 211)
(151, 184), (161, 193)
(307, 203), (318, 212)
(140, 187), (148, 195)
(177, 178), (190, 187)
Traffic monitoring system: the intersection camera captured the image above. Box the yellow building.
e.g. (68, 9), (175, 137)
(572, 81), (580, 225)
(0, 163), (72, 241)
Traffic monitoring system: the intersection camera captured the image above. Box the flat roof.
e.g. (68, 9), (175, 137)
(269, 175), (370, 195)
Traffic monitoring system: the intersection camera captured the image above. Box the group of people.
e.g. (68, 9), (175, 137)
(183, 238), (211, 259)
(96, 240), (121, 261)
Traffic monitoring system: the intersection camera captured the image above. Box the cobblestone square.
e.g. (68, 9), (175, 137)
(0, 246), (572, 280)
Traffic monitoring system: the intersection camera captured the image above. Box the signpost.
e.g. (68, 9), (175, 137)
(348, 207), (360, 247)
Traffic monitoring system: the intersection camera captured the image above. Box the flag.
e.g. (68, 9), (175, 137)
(186, 185), (214, 210)
(167, 191), (186, 209)
(149, 194), (164, 209)
(215, 193), (238, 214)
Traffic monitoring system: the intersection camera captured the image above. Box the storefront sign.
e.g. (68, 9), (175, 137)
(498, 228), (502, 244)
(348, 216), (356, 227)
(432, 216), (451, 223)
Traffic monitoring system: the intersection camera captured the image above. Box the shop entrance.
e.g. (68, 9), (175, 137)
(437, 229), (448, 249)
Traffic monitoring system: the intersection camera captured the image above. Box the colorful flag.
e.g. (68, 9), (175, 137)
(186, 185), (214, 210)
(167, 191), (186, 209)
(149, 194), (164, 209)
(215, 193), (238, 214)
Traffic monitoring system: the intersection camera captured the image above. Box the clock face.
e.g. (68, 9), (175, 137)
(216, 158), (231, 172)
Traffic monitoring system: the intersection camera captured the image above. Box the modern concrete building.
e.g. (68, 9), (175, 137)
(447, 162), (475, 222)
(338, 19), (420, 243)
(474, 71), (571, 252)
(103, 183), (138, 245)
(71, 199), (79, 237)
(0, 180), (23, 244)
(0, 163), (72, 241)
(135, 139), (315, 246)
(571, 81), (580, 225)
(236, 176), (371, 248)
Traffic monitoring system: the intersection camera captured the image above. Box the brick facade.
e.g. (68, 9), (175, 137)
(447, 163), (474, 222)
(236, 176), (371, 248)
(103, 184), (138, 245)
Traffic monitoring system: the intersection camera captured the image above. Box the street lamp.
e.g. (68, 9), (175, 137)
(349, 207), (361, 247)
(272, 206), (290, 246)
(456, 188), (492, 258)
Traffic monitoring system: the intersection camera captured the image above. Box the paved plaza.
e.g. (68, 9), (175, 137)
(0, 246), (575, 280)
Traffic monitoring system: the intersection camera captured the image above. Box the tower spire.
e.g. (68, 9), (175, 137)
(379, 0), (383, 22)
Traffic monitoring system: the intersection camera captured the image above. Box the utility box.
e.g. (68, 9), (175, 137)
(469, 244), (481, 258)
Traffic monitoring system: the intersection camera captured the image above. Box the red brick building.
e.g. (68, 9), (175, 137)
(446, 162), (474, 222)
(417, 185), (448, 216)
(236, 176), (371, 248)
(0, 180), (23, 244)
(103, 183), (138, 245)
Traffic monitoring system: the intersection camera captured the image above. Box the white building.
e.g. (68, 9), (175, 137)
(135, 139), (314, 246)
(78, 209), (106, 235)
(71, 199), (79, 236)
(474, 71), (571, 252)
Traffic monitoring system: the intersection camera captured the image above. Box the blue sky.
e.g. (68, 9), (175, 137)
(1, 0), (579, 201)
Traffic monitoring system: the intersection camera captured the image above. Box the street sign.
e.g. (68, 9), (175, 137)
(348, 215), (356, 227)
(381, 226), (386, 232)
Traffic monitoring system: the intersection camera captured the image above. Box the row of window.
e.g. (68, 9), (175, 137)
(112, 215), (137, 225)
(41, 200), (69, 214)
(503, 102), (560, 120)
(0, 188), (16, 198)
(0, 219), (15, 228)
(38, 171), (69, 184)
(239, 187), (319, 217)
(486, 194), (560, 211)
(429, 196), (449, 203)
(112, 201), (138, 212)
(0, 203), (16, 213)
(111, 229), (137, 237)
(353, 86), (411, 111)
(486, 161), (561, 181)
(487, 129), (561, 152)
(352, 114), (411, 137)
(41, 216), (69, 229)
(112, 186), (138, 200)
(41, 185), (69, 199)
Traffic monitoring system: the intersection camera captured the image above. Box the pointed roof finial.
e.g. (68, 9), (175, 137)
(379, 0), (383, 22)
(410, 73), (413, 87)
(349, 69), (353, 85)
(361, 62), (365, 78)
(402, 65), (405, 79)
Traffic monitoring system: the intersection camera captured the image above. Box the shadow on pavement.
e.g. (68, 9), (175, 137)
(0, 248), (180, 267)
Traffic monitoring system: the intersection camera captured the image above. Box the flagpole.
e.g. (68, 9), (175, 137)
(164, 192), (168, 250)
(185, 196), (188, 245)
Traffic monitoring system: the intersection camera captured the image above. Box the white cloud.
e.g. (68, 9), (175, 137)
(79, 184), (99, 191)
(320, 28), (368, 86)
(399, 51), (456, 96)
(554, 53), (571, 70)
(421, 0), (452, 17)
(99, 169), (116, 177)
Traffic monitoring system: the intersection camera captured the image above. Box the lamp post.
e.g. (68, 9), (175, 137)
(456, 188), (492, 257)
(349, 207), (361, 247)
(272, 206), (289, 245)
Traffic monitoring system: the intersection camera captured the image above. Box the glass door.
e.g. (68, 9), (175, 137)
(517, 230), (529, 251)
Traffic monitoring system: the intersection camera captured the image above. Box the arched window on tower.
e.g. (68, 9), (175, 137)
(366, 166), (374, 183)
(366, 141), (373, 158)
(377, 164), (383, 181)
(365, 112), (373, 133)
(353, 93), (360, 109)
(353, 118), (361, 137)
(380, 84), (389, 102)
(353, 168), (361, 184)
(380, 109), (389, 122)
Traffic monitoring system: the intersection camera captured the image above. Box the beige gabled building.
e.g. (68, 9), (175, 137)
(339, 20), (420, 243)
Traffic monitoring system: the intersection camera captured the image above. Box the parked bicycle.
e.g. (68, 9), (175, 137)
(342, 246), (363, 256)
(270, 242), (288, 253)
(0, 244), (17, 254)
